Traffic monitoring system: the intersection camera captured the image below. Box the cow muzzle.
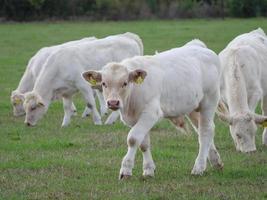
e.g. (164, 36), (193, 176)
(24, 121), (34, 127)
(107, 100), (120, 111)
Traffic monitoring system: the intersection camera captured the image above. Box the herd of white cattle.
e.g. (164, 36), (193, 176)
(10, 28), (267, 179)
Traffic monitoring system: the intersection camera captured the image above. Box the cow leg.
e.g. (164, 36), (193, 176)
(169, 116), (189, 134)
(140, 133), (156, 177)
(81, 106), (92, 118)
(187, 111), (199, 133)
(104, 111), (120, 125)
(62, 97), (73, 127)
(78, 84), (102, 125)
(70, 102), (77, 116)
(119, 108), (160, 179)
(191, 91), (222, 175)
(262, 95), (267, 145)
(208, 141), (223, 169)
(194, 125), (223, 169)
(95, 90), (108, 116)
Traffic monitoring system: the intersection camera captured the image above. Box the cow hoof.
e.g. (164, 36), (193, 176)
(71, 110), (77, 116)
(82, 114), (90, 118)
(119, 174), (131, 180)
(143, 163), (156, 177)
(143, 169), (155, 177)
(94, 121), (102, 125)
(191, 165), (205, 175)
(61, 122), (70, 127)
(214, 162), (224, 170)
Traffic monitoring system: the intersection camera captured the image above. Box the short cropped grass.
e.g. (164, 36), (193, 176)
(0, 18), (267, 200)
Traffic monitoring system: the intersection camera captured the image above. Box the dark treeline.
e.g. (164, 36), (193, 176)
(0, 0), (267, 21)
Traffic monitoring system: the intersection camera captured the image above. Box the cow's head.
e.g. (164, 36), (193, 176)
(217, 102), (267, 152)
(82, 63), (147, 111)
(23, 92), (46, 126)
(11, 90), (26, 117)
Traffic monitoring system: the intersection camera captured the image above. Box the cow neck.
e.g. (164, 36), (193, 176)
(225, 60), (250, 115)
(33, 70), (54, 105)
(16, 68), (35, 93)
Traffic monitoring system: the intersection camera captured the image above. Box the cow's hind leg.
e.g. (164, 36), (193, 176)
(104, 111), (120, 125)
(191, 90), (222, 175)
(70, 102), (77, 116)
(208, 141), (223, 169)
(62, 96), (74, 127)
(140, 133), (156, 177)
(95, 90), (108, 116)
(78, 83), (102, 125)
(82, 106), (92, 118)
(262, 95), (267, 146)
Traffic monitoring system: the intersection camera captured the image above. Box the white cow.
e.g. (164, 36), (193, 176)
(82, 39), (223, 178)
(217, 28), (267, 152)
(23, 32), (143, 127)
(11, 37), (97, 118)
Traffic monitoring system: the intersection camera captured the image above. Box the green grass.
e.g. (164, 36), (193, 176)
(1, 18), (267, 200)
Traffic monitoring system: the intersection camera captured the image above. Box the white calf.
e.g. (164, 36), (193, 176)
(23, 32), (143, 127)
(11, 37), (96, 117)
(83, 39), (223, 178)
(218, 28), (267, 152)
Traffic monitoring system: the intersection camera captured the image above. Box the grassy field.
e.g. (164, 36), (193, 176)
(0, 18), (267, 200)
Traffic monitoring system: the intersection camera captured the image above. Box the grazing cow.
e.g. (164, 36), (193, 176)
(23, 32), (143, 127)
(11, 37), (97, 117)
(217, 28), (267, 152)
(83, 39), (223, 178)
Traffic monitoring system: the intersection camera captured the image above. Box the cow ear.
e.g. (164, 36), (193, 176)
(129, 69), (147, 84)
(13, 97), (23, 105)
(37, 101), (45, 107)
(82, 70), (102, 86)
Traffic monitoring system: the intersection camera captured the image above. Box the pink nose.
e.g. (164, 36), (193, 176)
(107, 100), (120, 110)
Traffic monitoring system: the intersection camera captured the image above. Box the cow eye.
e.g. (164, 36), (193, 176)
(102, 82), (107, 88)
(122, 82), (127, 88)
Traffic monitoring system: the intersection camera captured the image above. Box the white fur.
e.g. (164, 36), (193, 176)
(219, 28), (267, 151)
(11, 37), (96, 117)
(95, 39), (223, 177)
(24, 32), (143, 126)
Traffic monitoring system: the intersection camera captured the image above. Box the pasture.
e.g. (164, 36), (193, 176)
(0, 19), (267, 199)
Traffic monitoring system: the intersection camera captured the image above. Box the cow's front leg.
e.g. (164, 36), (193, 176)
(140, 133), (155, 177)
(119, 110), (160, 180)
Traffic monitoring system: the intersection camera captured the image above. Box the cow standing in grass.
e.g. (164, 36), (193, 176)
(23, 32), (143, 127)
(11, 37), (97, 118)
(217, 28), (267, 152)
(83, 39), (223, 178)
